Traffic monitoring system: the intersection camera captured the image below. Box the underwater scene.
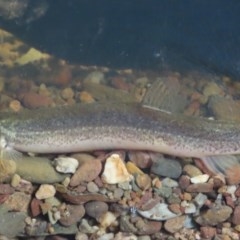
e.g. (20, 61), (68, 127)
(0, 1), (240, 239)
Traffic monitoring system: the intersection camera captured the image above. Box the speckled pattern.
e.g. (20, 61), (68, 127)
(1, 101), (240, 156)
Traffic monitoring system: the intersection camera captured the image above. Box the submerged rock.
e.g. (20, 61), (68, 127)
(137, 202), (180, 221)
(101, 154), (133, 184)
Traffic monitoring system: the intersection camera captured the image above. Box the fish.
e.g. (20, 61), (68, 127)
(1, 79), (240, 177)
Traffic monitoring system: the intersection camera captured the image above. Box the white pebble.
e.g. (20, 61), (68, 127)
(190, 174), (209, 184)
(101, 154), (133, 184)
(54, 157), (79, 173)
(137, 202), (179, 221)
(35, 184), (56, 200)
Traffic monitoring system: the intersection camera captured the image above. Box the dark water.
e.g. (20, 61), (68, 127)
(0, 0), (240, 78)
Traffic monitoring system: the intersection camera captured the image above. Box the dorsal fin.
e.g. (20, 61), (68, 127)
(142, 77), (187, 114)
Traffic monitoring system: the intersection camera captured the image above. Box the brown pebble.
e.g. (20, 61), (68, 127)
(0, 184), (15, 194)
(59, 204), (85, 226)
(30, 198), (42, 217)
(195, 205), (232, 226)
(85, 201), (108, 220)
(232, 205), (240, 225)
(112, 77), (131, 91)
(9, 100), (22, 112)
(79, 91), (95, 103)
(183, 164), (202, 177)
(235, 186), (240, 197)
(178, 175), (190, 190)
(168, 203), (182, 215)
(54, 66), (72, 85)
(136, 219), (162, 235)
(182, 192), (192, 201)
(164, 216), (185, 233)
(22, 92), (52, 109)
(136, 173), (151, 190)
(200, 226), (216, 239)
(186, 183), (213, 193)
(128, 151), (153, 169)
(70, 159), (102, 187)
(226, 165), (240, 185)
(225, 195), (235, 209)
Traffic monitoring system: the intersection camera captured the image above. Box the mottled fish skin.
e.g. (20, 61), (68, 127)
(1, 102), (240, 158)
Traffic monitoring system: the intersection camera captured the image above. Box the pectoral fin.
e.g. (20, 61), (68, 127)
(201, 155), (240, 184)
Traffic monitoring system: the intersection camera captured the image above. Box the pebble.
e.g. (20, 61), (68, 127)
(155, 186), (172, 198)
(225, 164), (240, 185)
(186, 183), (213, 193)
(14, 156), (67, 184)
(70, 159), (102, 186)
(22, 92), (52, 109)
(61, 87), (74, 100)
(9, 99), (22, 112)
(168, 203), (182, 215)
(86, 181), (99, 193)
(115, 232), (138, 240)
(54, 157), (79, 174)
(162, 177), (179, 188)
(118, 181), (132, 191)
(5, 192), (31, 212)
(126, 161), (144, 175)
(150, 155), (182, 178)
(179, 175), (191, 190)
(182, 202), (197, 214)
(30, 198), (42, 217)
(120, 215), (138, 233)
(137, 202), (179, 221)
(113, 188), (124, 199)
(59, 204), (85, 226)
(75, 232), (88, 240)
(0, 208), (27, 238)
(0, 184), (15, 194)
(203, 82), (223, 97)
(136, 236), (151, 240)
(101, 154), (133, 184)
(194, 193), (208, 208)
(200, 226), (216, 239)
(53, 65), (72, 85)
(11, 174), (21, 187)
(79, 91), (95, 103)
(135, 219), (162, 235)
(208, 96), (240, 121)
(35, 184), (56, 200)
(78, 219), (99, 234)
(190, 174), (210, 184)
(85, 201), (108, 220)
(135, 174), (151, 190)
(164, 216), (186, 233)
(98, 233), (114, 240)
(195, 205), (232, 226)
(183, 164), (202, 177)
(232, 205), (240, 225)
(128, 151), (153, 169)
(98, 211), (117, 229)
(84, 71), (105, 84)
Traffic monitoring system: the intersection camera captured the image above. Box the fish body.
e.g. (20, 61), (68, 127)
(1, 102), (240, 160)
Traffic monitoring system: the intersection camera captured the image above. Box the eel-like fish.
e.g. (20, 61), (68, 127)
(1, 98), (240, 175)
